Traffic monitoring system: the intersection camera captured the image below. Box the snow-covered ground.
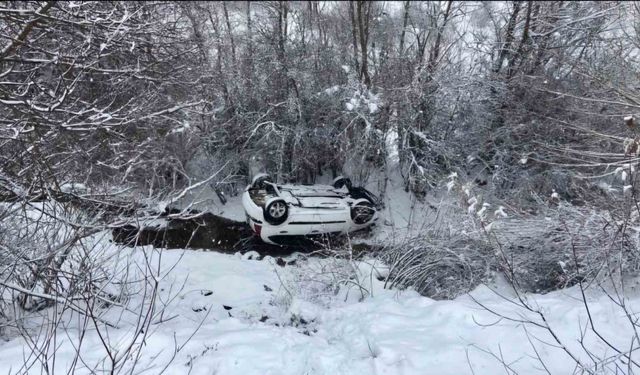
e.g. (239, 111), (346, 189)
(170, 185), (246, 222)
(1, 154), (635, 374)
(1, 239), (639, 375)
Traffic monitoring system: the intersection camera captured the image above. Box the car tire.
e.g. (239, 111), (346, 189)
(351, 199), (375, 225)
(333, 176), (352, 190)
(263, 198), (288, 225)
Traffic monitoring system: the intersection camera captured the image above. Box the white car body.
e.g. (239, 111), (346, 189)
(242, 177), (379, 245)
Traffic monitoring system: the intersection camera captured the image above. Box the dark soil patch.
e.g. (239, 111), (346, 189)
(112, 212), (251, 251)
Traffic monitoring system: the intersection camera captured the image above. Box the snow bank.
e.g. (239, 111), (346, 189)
(1, 243), (638, 375)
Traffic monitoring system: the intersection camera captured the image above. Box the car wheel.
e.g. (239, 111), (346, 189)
(351, 199), (375, 225)
(264, 198), (288, 225)
(333, 176), (352, 190)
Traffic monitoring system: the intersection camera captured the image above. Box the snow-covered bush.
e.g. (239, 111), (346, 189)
(274, 248), (376, 309)
(490, 204), (640, 293)
(381, 236), (496, 300)
(0, 200), (184, 372)
(0, 202), (108, 320)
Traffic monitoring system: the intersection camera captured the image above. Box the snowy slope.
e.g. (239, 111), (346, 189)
(1, 242), (638, 375)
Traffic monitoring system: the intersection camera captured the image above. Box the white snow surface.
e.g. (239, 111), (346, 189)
(2, 241), (639, 375)
(171, 183), (246, 222)
(59, 182), (88, 194)
(3, 133), (635, 374)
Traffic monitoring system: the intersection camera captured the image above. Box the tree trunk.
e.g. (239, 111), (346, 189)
(399, 0), (410, 56)
(349, 1), (360, 75)
(426, 0), (453, 74)
(508, 0), (533, 78)
(357, 0), (371, 87)
(493, 1), (522, 74)
(207, 8), (234, 111)
(245, 1), (254, 106)
(276, 1), (295, 180)
(223, 2), (237, 66)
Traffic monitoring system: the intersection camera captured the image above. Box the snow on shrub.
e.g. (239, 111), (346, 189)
(381, 236), (496, 300)
(490, 204), (640, 293)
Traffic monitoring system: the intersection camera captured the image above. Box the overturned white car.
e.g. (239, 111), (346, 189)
(242, 174), (380, 245)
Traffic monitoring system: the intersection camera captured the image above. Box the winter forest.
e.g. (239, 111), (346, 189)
(2, 1), (640, 374)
